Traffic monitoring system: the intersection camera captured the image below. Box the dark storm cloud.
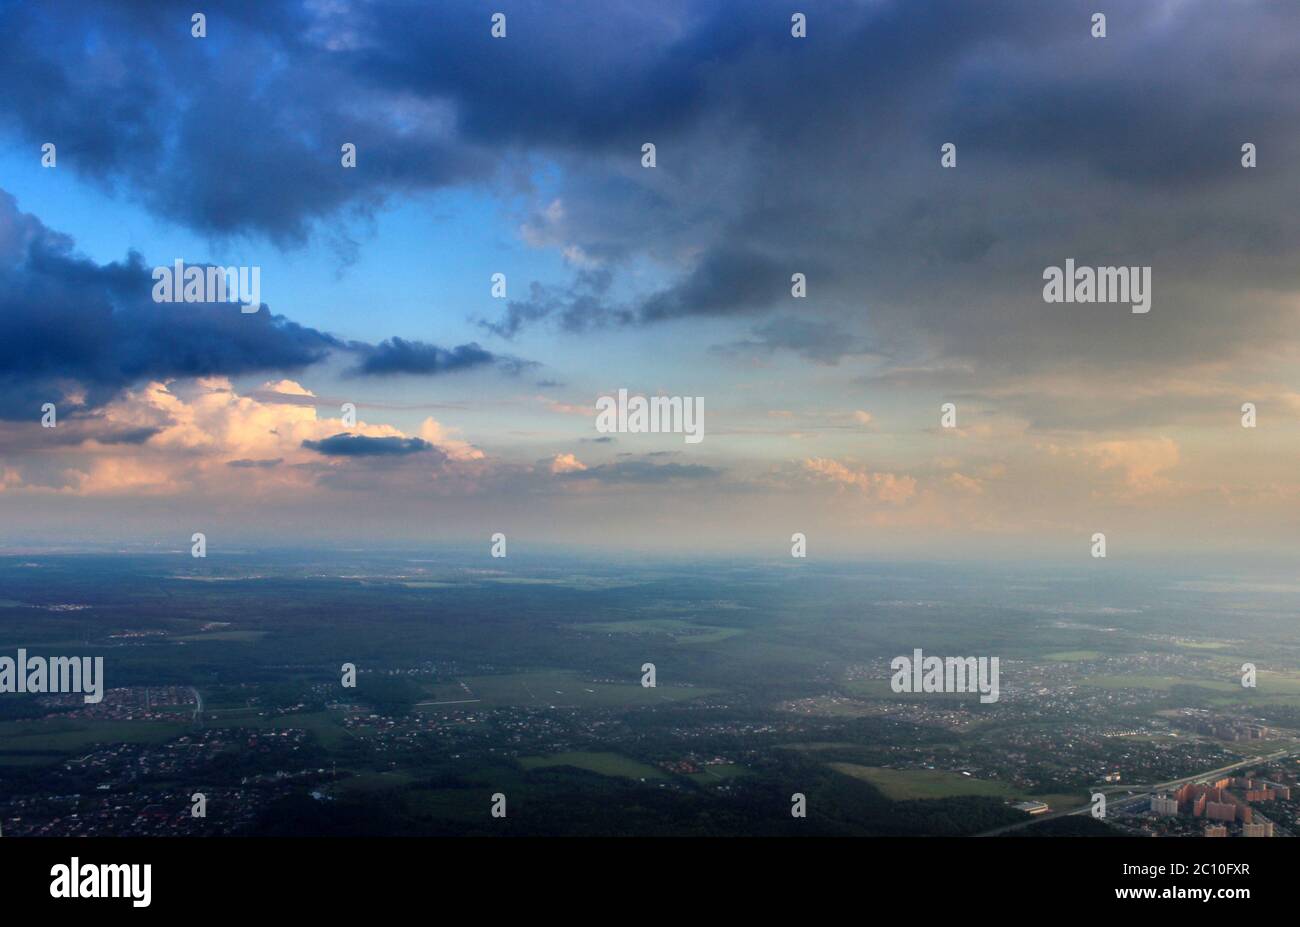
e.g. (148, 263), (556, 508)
(0, 192), (342, 418)
(480, 270), (628, 339)
(2, 1), (1298, 375)
(712, 316), (873, 365)
(467, 0), (1300, 374)
(0, 1), (490, 246)
(481, 250), (805, 337)
(348, 338), (497, 377)
(301, 434), (435, 457)
(0, 192), (534, 418)
(636, 249), (797, 323)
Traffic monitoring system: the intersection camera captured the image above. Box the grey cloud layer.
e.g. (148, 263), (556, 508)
(2, 0), (1297, 379)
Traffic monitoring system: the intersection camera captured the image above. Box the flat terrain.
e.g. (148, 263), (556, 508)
(519, 752), (666, 780)
(830, 764), (1015, 800)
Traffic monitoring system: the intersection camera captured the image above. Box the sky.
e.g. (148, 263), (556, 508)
(0, 0), (1297, 560)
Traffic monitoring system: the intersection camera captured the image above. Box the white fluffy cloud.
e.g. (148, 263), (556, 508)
(9, 378), (482, 497)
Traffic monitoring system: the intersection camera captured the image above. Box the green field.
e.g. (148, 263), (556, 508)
(1080, 672), (1300, 697)
(1079, 675), (1240, 693)
(519, 751), (666, 780)
(0, 718), (191, 765)
(172, 630), (267, 641)
(195, 707), (353, 748)
(1043, 650), (1104, 662)
(830, 763), (1015, 800)
(575, 618), (745, 643)
(256, 710), (353, 747)
(420, 671), (716, 708)
(333, 770), (418, 793)
(482, 575), (645, 590)
(687, 763), (750, 784)
(0, 707), (361, 769)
